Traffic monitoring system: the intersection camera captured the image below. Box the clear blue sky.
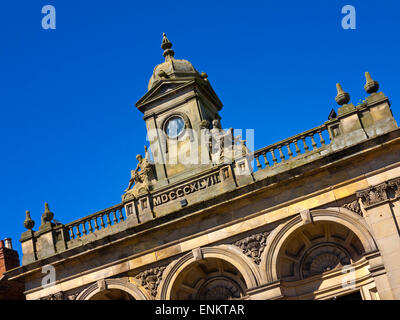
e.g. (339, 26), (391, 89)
(0, 0), (399, 258)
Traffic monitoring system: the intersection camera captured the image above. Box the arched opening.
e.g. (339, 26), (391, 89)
(76, 278), (149, 300)
(260, 209), (381, 300)
(89, 289), (135, 300)
(170, 258), (247, 300)
(277, 221), (365, 281)
(274, 220), (376, 299)
(158, 245), (261, 300)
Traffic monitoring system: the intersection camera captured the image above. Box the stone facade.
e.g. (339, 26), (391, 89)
(4, 36), (400, 300)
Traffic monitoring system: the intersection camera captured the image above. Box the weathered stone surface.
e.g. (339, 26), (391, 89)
(7, 38), (400, 300)
(136, 266), (166, 297)
(234, 232), (269, 265)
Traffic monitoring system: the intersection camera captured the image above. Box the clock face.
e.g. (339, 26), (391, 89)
(165, 116), (185, 138)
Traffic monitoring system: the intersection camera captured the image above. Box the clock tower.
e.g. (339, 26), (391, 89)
(135, 34), (224, 187)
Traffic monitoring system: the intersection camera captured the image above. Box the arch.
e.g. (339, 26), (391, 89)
(76, 277), (149, 300)
(157, 245), (262, 300)
(260, 207), (378, 283)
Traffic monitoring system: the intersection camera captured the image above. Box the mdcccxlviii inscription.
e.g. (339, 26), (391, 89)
(153, 173), (221, 207)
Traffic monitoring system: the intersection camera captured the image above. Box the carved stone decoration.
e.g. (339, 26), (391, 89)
(136, 266), (166, 297)
(210, 119), (233, 162)
(388, 178), (400, 198)
(97, 278), (106, 291)
(357, 182), (388, 207)
(196, 278), (242, 300)
(200, 120), (213, 161)
(192, 247), (203, 261)
(301, 244), (351, 279)
(342, 200), (362, 216)
(335, 83), (350, 106)
(364, 72), (379, 94)
(233, 135), (249, 158)
(209, 119), (251, 163)
(234, 232), (270, 265)
(309, 253), (341, 274)
(40, 202), (54, 226)
(356, 190), (371, 207)
(23, 210), (35, 230)
(300, 209), (312, 225)
(123, 145), (157, 200)
(200, 119), (210, 130)
(38, 291), (64, 300)
(239, 140), (248, 157)
(123, 192), (135, 201)
(371, 183), (388, 203)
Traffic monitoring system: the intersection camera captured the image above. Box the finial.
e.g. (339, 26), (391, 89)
(24, 210), (35, 230)
(364, 72), (379, 94)
(161, 33), (174, 59)
(42, 202), (54, 223)
(335, 83), (350, 105)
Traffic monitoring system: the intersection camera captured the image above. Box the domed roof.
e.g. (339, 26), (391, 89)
(147, 33), (200, 91)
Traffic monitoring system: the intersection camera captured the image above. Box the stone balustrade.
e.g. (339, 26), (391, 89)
(253, 124), (330, 170)
(65, 204), (126, 240)
(54, 123), (332, 244)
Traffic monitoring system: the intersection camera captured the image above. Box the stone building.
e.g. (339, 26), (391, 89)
(5, 34), (400, 300)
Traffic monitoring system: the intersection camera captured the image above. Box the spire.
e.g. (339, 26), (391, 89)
(161, 33), (174, 60)
(364, 72), (379, 94)
(335, 83), (350, 105)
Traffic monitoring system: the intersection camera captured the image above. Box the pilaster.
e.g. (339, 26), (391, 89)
(357, 178), (400, 299)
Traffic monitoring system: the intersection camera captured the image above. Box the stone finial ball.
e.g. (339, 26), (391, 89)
(24, 210), (35, 230)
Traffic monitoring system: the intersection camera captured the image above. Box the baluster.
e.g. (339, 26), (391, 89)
(293, 139), (301, 156)
(255, 155), (262, 169)
(106, 212), (112, 227)
(327, 128), (333, 141)
(278, 146), (285, 161)
(271, 149), (278, 164)
(69, 226), (75, 239)
(318, 130), (326, 145)
(118, 208), (125, 222)
(262, 152), (269, 167)
(94, 216), (100, 230)
(302, 137), (309, 152)
(286, 144), (293, 158)
(76, 224), (81, 238)
(310, 134), (317, 149)
(88, 219), (93, 233)
(112, 210), (118, 224)
(100, 215), (105, 229)
(82, 221), (87, 235)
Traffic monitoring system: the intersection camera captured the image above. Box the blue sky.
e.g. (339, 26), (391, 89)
(0, 0), (399, 258)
